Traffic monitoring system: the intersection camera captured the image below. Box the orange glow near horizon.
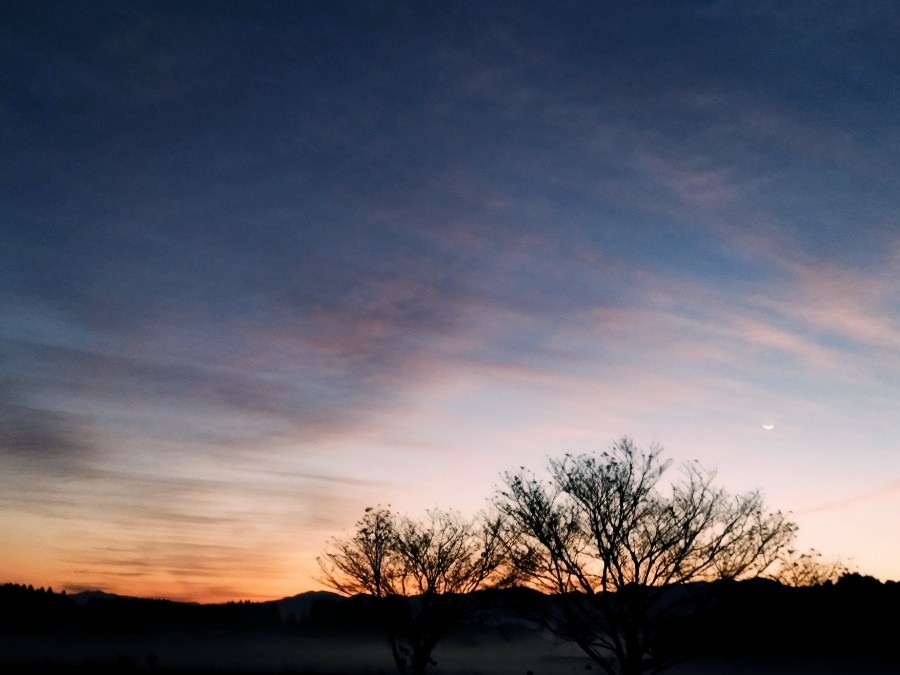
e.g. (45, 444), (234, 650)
(5, 482), (900, 604)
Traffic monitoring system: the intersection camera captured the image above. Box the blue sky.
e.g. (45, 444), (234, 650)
(2, 1), (900, 601)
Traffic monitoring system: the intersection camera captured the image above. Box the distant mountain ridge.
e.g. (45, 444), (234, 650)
(53, 587), (341, 611)
(273, 589), (342, 622)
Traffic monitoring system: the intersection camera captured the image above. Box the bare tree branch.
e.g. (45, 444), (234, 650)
(496, 437), (798, 675)
(318, 506), (513, 675)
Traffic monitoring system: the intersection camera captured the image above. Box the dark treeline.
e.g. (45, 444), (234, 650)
(682, 574), (900, 662)
(2, 576), (899, 665)
(0, 584), (281, 633)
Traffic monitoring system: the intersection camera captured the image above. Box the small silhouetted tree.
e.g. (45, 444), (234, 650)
(495, 437), (797, 675)
(319, 506), (397, 598)
(319, 506), (512, 675)
(771, 547), (849, 587)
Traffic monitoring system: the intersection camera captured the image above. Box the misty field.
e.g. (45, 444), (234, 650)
(1, 628), (896, 675)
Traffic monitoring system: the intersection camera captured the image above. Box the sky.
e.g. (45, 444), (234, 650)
(2, 1), (900, 603)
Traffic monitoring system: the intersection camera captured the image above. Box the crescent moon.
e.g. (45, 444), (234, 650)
(762, 424), (775, 431)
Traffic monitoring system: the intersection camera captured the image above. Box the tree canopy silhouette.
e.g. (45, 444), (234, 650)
(318, 506), (512, 675)
(770, 547), (849, 587)
(495, 437), (798, 675)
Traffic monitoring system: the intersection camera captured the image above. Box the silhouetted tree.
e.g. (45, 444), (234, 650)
(318, 506), (512, 675)
(319, 506), (398, 598)
(495, 437), (797, 675)
(770, 547), (849, 587)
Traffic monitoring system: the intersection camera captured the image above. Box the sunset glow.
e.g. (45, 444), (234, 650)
(3, 2), (900, 603)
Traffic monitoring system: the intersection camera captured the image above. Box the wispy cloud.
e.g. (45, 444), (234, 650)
(796, 479), (900, 516)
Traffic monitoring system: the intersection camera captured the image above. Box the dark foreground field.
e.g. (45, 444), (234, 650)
(2, 629), (898, 675)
